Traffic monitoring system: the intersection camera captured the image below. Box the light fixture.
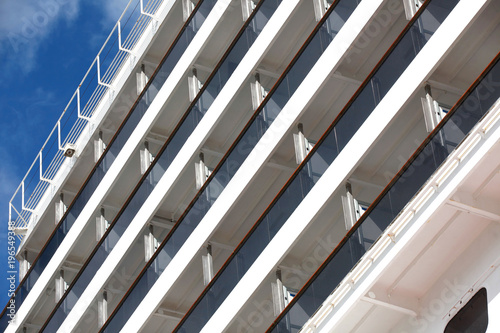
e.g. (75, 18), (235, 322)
(63, 143), (76, 158)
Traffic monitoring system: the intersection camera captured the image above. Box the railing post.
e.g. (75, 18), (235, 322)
(140, 0), (157, 19)
(117, 21), (135, 56)
(97, 56), (114, 90)
(39, 152), (52, 184)
(21, 182), (34, 213)
(57, 121), (63, 151)
(76, 87), (91, 121)
(141, 0), (159, 32)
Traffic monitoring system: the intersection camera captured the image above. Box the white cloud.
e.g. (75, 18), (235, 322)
(100, 0), (132, 22)
(0, 0), (80, 74)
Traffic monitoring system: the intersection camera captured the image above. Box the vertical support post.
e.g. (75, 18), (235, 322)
(97, 56), (113, 90)
(144, 224), (158, 262)
(39, 152), (52, 183)
(182, 0), (195, 21)
(19, 250), (30, 281)
(188, 68), (202, 102)
(21, 182), (24, 212)
(76, 88), (91, 121)
(271, 269), (286, 316)
(140, 141), (153, 174)
(96, 208), (109, 241)
(136, 64), (148, 95)
(421, 84), (446, 133)
(9, 203), (11, 231)
(57, 121), (63, 151)
(39, 152), (43, 181)
(77, 87), (81, 118)
(118, 21), (126, 53)
(21, 182), (35, 213)
(140, 0), (158, 32)
(293, 123), (314, 164)
(403, 0), (423, 20)
(55, 269), (67, 302)
(55, 193), (66, 225)
(140, 0), (156, 19)
(195, 152), (210, 189)
(202, 244), (214, 285)
(250, 73), (268, 110)
(341, 182), (357, 230)
(98, 291), (108, 328)
(94, 131), (106, 163)
(241, 0), (256, 21)
(312, 0), (328, 21)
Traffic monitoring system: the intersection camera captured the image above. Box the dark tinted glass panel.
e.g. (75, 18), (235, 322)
(445, 288), (488, 333)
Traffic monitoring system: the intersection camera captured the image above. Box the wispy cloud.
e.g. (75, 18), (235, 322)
(99, 0), (132, 23)
(0, 0), (80, 74)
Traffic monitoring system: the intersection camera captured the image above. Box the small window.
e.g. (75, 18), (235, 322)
(445, 288), (488, 333)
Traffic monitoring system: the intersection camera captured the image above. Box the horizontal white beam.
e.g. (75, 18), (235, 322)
(360, 296), (417, 317)
(427, 79), (465, 96)
(446, 199), (500, 222)
(209, 240), (235, 252)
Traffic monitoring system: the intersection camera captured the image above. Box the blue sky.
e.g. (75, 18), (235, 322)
(0, 0), (130, 309)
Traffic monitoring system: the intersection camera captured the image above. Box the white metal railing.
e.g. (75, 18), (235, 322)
(8, 0), (164, 239)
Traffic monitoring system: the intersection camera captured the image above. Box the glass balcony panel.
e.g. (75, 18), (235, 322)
(179, 261), (240, 333)
(276, 242), (360, 333)
(327, 0), (358, 36)
(284, 34), (324, 97)
(237, 219), (272, 274)
(334, 87), (376, 150)
(192, 0), (214, 31)
(211, 260), (240, 309)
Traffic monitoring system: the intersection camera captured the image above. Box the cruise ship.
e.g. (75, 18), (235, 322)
(3, 0), (500, 331)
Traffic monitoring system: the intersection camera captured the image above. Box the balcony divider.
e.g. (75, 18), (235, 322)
(267, 48), (500, 333)
(41, 0), (282, 331)
(167, 0), (462, 331)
